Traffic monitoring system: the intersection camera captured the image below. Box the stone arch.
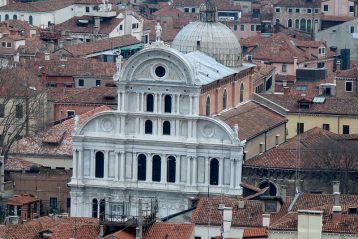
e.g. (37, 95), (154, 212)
(152, 155), (161, 182)
(258, 180), (278, 196)
(210, 158), (219, 185)
(137, 154), (146, 181)
(167, 156), (176, 183)
(95, 151), (104, 178)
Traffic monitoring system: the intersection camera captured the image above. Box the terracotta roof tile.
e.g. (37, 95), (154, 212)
(144, 222), (194, 239)
(60, 35), (141, 57)
(336, 68), (358, 78)
(55, 86), (117, 105)
(0, 0), (75, 12)
(216, 101), (286, 140)
(274, 0), (321, 7)
(7, 194), (38, 206)
(10, 105), (111, 157)
(5, 157), (41, 171)
(243, 227), (268, 238)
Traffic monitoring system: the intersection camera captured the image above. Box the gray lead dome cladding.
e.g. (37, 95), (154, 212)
(172, 21), (242, 68)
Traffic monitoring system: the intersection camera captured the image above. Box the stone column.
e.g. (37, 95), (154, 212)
(154, 94), (158, 113)
(133, 153), (138, 181)
(175, 119), (180, 137)
(157, 119), (161, 135)
(78, 148), (83, 180)
(230, 159), (235, 188)
(175, 155), (180, 184)
(235, 159), (242, 189)
(193, 95), (199, 115)
(158, 93), (163, 113)
(192, 157), (197, 186)
(146, 154), (152, 182)
(176, 94), (180, 114)
(104, 150), (109, 179)
(219, 158), (224, 186)
(205, 157), (209, 185)
(120, 152), (125, 181)
(189, 95), (193, 115)
(186, 157), (191, 185)
(90, 149), (95, 178)
(136, 93), (140, 113)
(120, 117), (125, 135)
(161, 155), (167, 183)
(115, 151), (119, 180)
(72, 149), (78, 178)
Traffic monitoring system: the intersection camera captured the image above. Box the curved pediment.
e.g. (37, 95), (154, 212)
(119, 46), (197, 86)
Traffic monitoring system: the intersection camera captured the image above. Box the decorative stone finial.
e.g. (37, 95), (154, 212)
(155, 22), (162, 42)
(74, 115), (80, 131)
(234, 124), (239, 139)
(113, 49), (123, 82)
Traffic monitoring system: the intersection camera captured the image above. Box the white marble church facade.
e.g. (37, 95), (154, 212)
(69, 37), (245, 219)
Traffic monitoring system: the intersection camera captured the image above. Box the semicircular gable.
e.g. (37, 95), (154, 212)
(120, 47), (196, 86)
(196, 117), (241, 145)
(76, 112), (119, 136)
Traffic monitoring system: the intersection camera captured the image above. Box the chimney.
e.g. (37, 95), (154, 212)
(293, 57), (298, 74)
(332, 181), (340, 195)
(332, 205), (342, 223)
(283, 87), (290, 96)
(47, 41), (55, 53)
(14, 52), (20, 62)
(262, 213), (270, 227)
(44, 52), (50, 61)
(298, 210), (323, 239)
(20, 14), (24, 21)
(94, 17), (100, 34)
(222, 206), (233, 237)
(99, 225), (104, 237)
(58, 40), (64, 49)
(281, 185), (287, 202)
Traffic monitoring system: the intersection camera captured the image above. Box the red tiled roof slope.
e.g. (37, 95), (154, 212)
(144, 223), (194, 239)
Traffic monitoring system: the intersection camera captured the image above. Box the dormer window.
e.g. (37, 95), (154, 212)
(319, 47), (326, 56)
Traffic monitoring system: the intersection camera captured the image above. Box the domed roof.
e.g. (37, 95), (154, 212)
(172, 0), (242, 68)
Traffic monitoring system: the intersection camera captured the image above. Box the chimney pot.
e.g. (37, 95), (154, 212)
(262, 213), (270, 227)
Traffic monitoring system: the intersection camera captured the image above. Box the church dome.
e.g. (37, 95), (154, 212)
(172, 0), (242, 68)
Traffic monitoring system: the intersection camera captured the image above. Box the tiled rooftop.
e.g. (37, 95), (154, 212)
(7, 194), (38, 206)
(144, 222), (194, 239)
(216, 101), (286, 140)
(245, 127), (358, 170)
(10, 105), (111, 157)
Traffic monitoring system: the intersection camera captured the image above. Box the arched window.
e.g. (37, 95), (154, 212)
(95, 151), (104, 178)
(288, 19), (293, 28)
(259, 181), (277, 196)
(99, 199), (105, 220)
(13, 14), (17, 20)
(152, 155), (161, 182)
(222, 90), (227, 110)
(206, 96), (210, 116)
(300, 18), (306, 32)
(210, 158), (219, 185)
(240, 83), (244, 103)
(307, 19), (312, 32)
(163, 121), (170, 135)
(137, 154), (146, 181)
(146, 94), (154, 112)
(295, 19), (299, 29)
(29, 15), (33, 25)
(167, 156), (176, 183)
(92, 199), (98, 218)
(145, 120), (153, 134)
(5, 14), (9, 20)
(164, 95), (172, 113)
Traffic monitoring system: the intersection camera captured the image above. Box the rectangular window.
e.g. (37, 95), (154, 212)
(251, 25), (255, 31)
(297, 123), (304, 134)
(15, 104), (23, 118)
(233, 24), (238, 31)
(191, 7), (195, 13)
(184, 7), (189, 13)
(1, 42), (5, 47)
(314, 8), (319, 13)
(6, 42), (11, 48)
(345, 81), (353, 92)
(78, 79), (84, 87)
(323, 5), (328, 11)
(317, 62), (325, 68)
(275, 7), (281, 13)
(343, 125), (350, 134)
(132, 23), (138, 29)
(119, 25), (123, 30)
(240, 24), (245, 31)
(282, 64), (287, 72)
(319, 47), (325, 55)
(288, 8), (293, 13)
(265, 201), (277, 212)
(95, 80), (101, 86)
(307, 8), (312, 13)
(50, 197), (57, 209)
(0, 104), (4, 118)
(85, 6), (90, 12)
(47, 83), (56, 88)
(295, 8), (300, 13)
(349, 6), (354, 12)
(67, 198), (71, 208)
(256, 25), (261, 32)
(67, 110), (75, 117)
(323, 124), (330, 131)
(351, 26), (355, 33)
(275, 135), (279, 145)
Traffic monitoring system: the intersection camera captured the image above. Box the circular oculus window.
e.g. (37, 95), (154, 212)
(155, 66), (166, 78)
